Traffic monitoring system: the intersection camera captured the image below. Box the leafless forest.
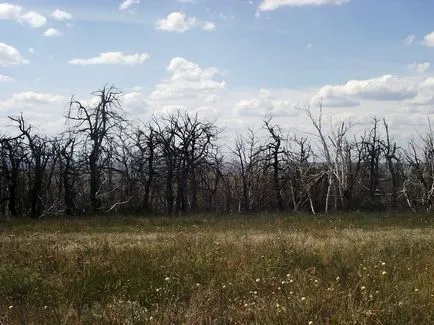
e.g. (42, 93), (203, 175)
(1, 85), (434, 218)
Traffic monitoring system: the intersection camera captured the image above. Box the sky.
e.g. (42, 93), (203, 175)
(1, 0), (434, 142)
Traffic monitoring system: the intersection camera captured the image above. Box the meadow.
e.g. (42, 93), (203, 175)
(0, 213), (433, 324)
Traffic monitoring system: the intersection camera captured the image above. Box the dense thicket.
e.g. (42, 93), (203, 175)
(1, 85), (434, 218)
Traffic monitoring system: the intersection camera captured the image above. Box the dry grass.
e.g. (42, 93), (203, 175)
(0, 214), (433, 324)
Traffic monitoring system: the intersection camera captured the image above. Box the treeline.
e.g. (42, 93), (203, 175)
(1, 85), (434, 218)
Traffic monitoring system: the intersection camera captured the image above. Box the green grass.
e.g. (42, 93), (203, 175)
(0, 213), (433, 324)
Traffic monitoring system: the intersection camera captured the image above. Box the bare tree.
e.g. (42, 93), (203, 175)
(285, 136), (321, 214)
(0, 135), (26, 216)
(305, 105), (337, 212)
(58, 136), (77, 215)
(362, 118), (382, 204)
(9, 115), (55, 218)
(232, 129), (265, 213)
(67, 85), (126, 214)
(264, 116), (285, 211)
(404, 120), (434, 211)
(380, 119), (402, 210)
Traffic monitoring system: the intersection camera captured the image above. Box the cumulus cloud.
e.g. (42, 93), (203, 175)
(150, 57), (225, 100)
(155, 11), (215, 33)
(258, 0), (351, 11)
(119, 0), (140, 11)
(314, 75), (418, 107)
(0, 91), (67, 135)
(421, 77), (434, 89)
(0, 74), (13, 82)
(0, 3), (46, 27)
(407, 77), (434, 107)
(51, 9), (72, 21)
(423, 32), (434, 47)
(152, 104), (187, 116)
(43, 28), (63, 37)
(0, 42), (29, 66)
(0, 92), (65, 112)
(68, 52), (150, 65)
(122, 91), (150, 114)
(408, 94), (434, 107)
(19, 11), (46, 28)
(407, 62), (430, 74)
(202, 21), (216, 31)
(205, 94), (220, 103)
(191, 106), (220, 120)
(0, 2), (21, 20)
(234, 89), (299, 116)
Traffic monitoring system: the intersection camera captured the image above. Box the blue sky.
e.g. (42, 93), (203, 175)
(1, 0), (434, 139)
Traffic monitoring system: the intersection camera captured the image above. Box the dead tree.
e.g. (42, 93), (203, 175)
(174, 113), (218, 212)
(59, 136), (77, 215)
(130, 124), (158, 211)
(362, 118), (382, 203)
(0, 136), (26, 216)
(329, 121), (352, 210)
(264, 116), (285, 211)
(305, 105), (336, 212)
(151, 111), (219, 215)
(152, 114), (177, 215)
(380, 119), (401, 210)
(67, 85), (126, 214)
(232, 129), (265, 213)
(286, 136), (320, 213)
(404, 121), (434, 211)
(9, 115), (53, 218)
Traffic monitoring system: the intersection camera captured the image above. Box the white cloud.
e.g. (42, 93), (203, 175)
(119, 0), (140, 11)
(408, 94), (434, 107)
(0, 91), (67, 135)
(0, 3), (21, 20)
(0, 3), (46, 28)
(153, 104), (187, 116)
(0, 74), (13, 82)
(0, 42), (29, 67)
(421, 77), (434, 89)
(122, 91), (150, 114)
(150, 57), (225, 100)
(407, 77), (434, 107)
(258, 0), (351, 11)
(205, 94), (220, 103)
(423, 32), (434, 47)
(68, 52), (150, 65)
(19, 10), (46, 28)
(0, 92), (65, 112)
(29, 47), (35, 53)
(407, 62), (430, 74)
(234, 89), (299, 116)
(155, 11), (215, 33)
(43, 28), (63, 37)
(313, 96), (359, 108)
(314, 75), (418, 107)
(203, 21), (216, 31)
(51, 9), (72, 21)
(404, 34), (415, 46)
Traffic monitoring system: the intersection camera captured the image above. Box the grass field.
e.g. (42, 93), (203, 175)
(0, 213), (433, 324)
